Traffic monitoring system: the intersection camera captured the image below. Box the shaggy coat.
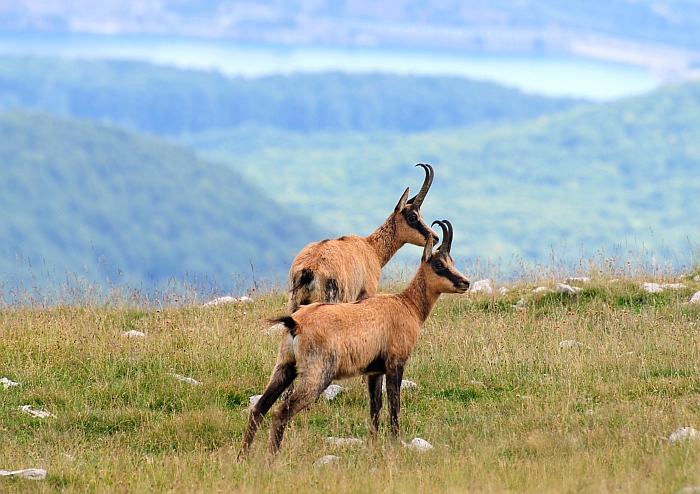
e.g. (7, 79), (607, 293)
(238, 220), (469, 458)
(287, 163), (438, 313)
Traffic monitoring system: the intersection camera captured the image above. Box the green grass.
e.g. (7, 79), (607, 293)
(1, 274), (700, 493)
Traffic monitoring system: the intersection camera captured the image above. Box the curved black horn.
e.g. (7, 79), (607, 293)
(431, 219), (453, 253)
(407, 163), (433, 208)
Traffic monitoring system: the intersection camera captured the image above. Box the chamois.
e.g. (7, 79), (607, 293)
(238, 220), (469, 458)
(287, 163), (438, 313)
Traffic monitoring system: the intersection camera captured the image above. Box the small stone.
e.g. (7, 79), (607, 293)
(123, 330), (146, 338)
(1, 377), (19, 389)
(668, 426), (700, 443)
(323, 384), (344, 400)
(555, 283), (582, 294)
(249, 394), (262, 407)
(498, 287), (509, 294)
(264, 322), (285, 335)
(402, 437), (433, 452)
(381, 377), (419, 391)
(313, 454), (340, 467)
(559, 339), (583, 349)
(324, 437), (363, 447)
(0, 468), (47, 480)
(567, 277), (590, 283)
(170, 373), (200, 385)
(690, 291), (700, 304)
(19, 405), (55, 419)
(533, 286), (549, 293)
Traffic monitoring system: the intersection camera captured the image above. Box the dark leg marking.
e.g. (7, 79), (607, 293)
(366, 374), (383, 437)
(385, 364), (405, 439)
(237, 363), (297, 460)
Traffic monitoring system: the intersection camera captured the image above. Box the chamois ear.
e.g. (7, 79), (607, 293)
(422, 227), (435, 262)
(394, 187), (410, 212)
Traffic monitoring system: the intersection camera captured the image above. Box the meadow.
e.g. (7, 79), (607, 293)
(2, 261), (700, 493)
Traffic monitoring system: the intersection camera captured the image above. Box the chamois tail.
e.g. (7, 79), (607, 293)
(266, 315), (298, 336)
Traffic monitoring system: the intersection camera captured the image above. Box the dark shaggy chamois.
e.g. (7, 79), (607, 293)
(238, 220), (469, 458)
(287, 163), (438, 313)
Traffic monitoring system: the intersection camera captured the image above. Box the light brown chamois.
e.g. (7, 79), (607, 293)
(238, 220), (469, 458)
(287, 163), (438, 313)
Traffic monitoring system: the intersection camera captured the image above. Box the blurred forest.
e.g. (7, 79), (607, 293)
(1, 55), (699, 288)
(0, 56), (578, 134)
(0, 109), (325, 290)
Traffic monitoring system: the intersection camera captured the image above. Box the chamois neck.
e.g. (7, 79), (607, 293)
(365, 215), (403, 267)
(397, 267), (441, 323)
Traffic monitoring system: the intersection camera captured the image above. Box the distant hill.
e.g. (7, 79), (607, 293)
(183, 80), (700, 273)
(0, 110), (326, 290)
(0, 56), (579, 136)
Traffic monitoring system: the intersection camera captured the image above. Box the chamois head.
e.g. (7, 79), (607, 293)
(393, 163), (439, 246)
(422, 219), (470, 294)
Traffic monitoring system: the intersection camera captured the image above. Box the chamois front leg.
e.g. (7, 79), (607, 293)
(385, 364), (405, 439)
(366, 374), (383, 437)
(237, 362), (296, 460)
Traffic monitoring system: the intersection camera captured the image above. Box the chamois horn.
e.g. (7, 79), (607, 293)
(431, 219), (454, 253)
(407, 163), (433, 208)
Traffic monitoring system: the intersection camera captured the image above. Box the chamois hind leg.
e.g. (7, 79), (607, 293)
(366, 374), (383, 438)
(268, 365), (336, 455)
(237, 362), (297, 460)
(385, 364), (405, 439)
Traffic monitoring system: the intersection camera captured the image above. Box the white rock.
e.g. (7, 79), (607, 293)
(402, 437), (434, 452)
(555, 283), (582, 294)
(313, 454), (340, 467)
(690, 291), (700, 304)
(18, 405), (55, 419)
(643, 282), (685, 293)
(264, 322), (285, 335)
(0, 468), (47, 480)
(498, 287), (509, 294)
(1, 377), (19, 389)
(324, 436), (363, 447)
(471, 279), (493, 294)
(322, 384), (344, 400)
(201, 295), (252, 307)
(170, 373), (200, 385)
(559, 340), (583, 349)
(533, 286), (549, 293)
(694, 275), (700, 282)
(668, 427), (700, 443)
(381, 377), (419, 391)
(249, 394), (262, 407)
(202, 296), (237, 307)
(567, 277), (590, 283)
(123, 330), (146, 338)
(679, 486), (700, 494)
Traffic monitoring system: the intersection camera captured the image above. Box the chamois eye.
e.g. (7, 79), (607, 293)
(434, 261), (444, 270)
(408, 214), (418, 223)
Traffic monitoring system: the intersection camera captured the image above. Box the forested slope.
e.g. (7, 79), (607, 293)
(0, 56), (579, 135)
(0, 110), (325, 289)
(184, 80), (700, 271)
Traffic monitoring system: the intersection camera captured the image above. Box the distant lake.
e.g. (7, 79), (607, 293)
(0, 31), (660, 101)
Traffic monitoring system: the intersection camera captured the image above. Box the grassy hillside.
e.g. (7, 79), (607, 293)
(0, 56), (579, 135)
(1, 273), (700, 492)
(0, 110), (326, 290)
(183, 79), (700, 275)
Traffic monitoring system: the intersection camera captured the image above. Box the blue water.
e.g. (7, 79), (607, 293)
(0, 31), (660, 101)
